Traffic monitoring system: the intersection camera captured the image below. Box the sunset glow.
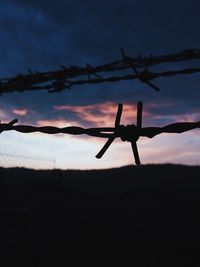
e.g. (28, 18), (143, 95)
(1, 101), (200, 169)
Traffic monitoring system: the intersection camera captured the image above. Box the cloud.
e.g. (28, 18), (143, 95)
(12, 109), (28, 116)
(2, 99), (200, 129)
(1, 0), (200, 110)
(36, 119), (81, 128)
(53, 101), (200, 129)
(53, 101), (151, 127)
(9, 0), (200, 55)
(0, 108), (9, 121)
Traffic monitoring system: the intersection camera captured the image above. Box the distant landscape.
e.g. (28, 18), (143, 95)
(1, 164), (200, 266)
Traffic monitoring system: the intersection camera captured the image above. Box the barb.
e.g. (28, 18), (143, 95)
(0, 49), (200, 94)
(1, 101), (200, 165)
(121, 48), (160, 91)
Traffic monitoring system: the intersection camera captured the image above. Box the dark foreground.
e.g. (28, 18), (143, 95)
(0, 164), (200, 266)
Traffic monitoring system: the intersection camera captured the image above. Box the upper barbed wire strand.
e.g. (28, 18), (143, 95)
(0, 49), (200, 94)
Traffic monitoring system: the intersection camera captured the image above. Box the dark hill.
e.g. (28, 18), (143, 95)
(0, 164), (200, 266)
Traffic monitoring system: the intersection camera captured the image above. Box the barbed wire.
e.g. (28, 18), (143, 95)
(0, 49), (200, 94)
(1, 102), (200, 165)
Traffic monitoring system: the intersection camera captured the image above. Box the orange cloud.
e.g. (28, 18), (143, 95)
(12, 109), (28, 116)
(54, 102), (149, 127)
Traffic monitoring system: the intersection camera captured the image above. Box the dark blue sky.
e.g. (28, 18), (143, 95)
(1, 0), (200, 168)
(1, 0), (200, 119)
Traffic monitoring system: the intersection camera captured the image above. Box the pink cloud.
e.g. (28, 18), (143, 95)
(12, 109), (28, 116)
(54, 102), (149, 127)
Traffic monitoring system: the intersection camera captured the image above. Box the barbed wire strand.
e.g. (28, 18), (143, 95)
(1, 102), (200, 165)
(1, 49), (200, 94)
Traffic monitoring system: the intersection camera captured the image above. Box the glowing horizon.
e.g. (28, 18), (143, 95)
(1, 101), (200, 170)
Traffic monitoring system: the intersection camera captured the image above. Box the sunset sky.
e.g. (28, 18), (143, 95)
(1, 0), (200, 169)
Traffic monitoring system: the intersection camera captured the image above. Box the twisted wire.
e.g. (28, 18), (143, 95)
(0, 49), (200, 94)
(1, 116), (200, 141)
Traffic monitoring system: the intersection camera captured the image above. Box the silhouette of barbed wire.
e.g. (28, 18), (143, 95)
(1, 102), (200, 165)
(0, 49), (200, 94)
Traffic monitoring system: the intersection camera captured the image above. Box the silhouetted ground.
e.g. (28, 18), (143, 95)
(1, 164), (200, 266)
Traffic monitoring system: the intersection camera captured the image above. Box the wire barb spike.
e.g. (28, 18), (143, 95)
(96, 103), (123, 159)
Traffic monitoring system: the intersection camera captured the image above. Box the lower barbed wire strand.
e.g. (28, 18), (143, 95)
(1, 121), (200, 140)
(5, 125), (115, 138)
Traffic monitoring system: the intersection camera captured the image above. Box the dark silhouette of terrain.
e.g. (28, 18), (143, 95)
(1, 164), (200, 266)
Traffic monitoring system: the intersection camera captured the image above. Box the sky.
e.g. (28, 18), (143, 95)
(1, 0), (200, 169)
